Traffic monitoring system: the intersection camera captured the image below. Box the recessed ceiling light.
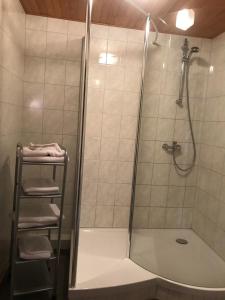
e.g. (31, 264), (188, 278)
(176, 9), (195, 31)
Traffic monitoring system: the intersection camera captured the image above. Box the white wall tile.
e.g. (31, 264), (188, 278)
(45, 59), (66, 84)
(26, 15), (46, 30)
(26, 29), (46, 57)
(46, 32), (67, 59)
(47, 17), (68, 34)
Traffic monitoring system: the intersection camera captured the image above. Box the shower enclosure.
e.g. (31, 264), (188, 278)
(69, 0), (225, 297)
(129, 12), (225, 289)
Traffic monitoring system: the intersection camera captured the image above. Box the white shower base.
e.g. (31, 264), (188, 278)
(75, 228), (153, 290)
(71, 228), (225, 292)
(131, 229), (225, 289)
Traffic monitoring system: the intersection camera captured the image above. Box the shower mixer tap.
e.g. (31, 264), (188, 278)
(162, 141), (181, 153)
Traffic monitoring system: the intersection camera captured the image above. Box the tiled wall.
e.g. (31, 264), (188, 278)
(0, 0), (25, 277)
(133, 33), (211, 229)
(193, 32), (225, 261)
(22, 15), (84, 235)
(80, 25), (144, 228)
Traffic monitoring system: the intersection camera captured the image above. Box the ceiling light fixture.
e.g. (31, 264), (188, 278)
(176, 9), (195, 31)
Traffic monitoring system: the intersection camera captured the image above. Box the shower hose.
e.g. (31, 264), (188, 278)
(173, 62), (197, 173)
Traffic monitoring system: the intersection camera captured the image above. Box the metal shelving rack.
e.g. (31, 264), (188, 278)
(10, 143), (68, 299)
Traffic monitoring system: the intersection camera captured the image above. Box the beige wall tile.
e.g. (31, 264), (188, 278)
(63, 111), (78, 135)
(100, 138), (119, 161)
(46, 32), (67, 59)
(152, 164), (170, 186)
(97, 183), (115, 205)
(22, 108), (42, 133)
(95, 205), (114, 227)
(137, 163), (153, 185)
(135, 185), (151, 207)
(117, 162), (133, 184)
(118, 139), (135, 162)
(65, 61), (80, 86)
(85, 113), (102, 137)
(83, 159), (99, 180)
(68, 21), (85, 36)
(44, 84), (64, 109)
(115, 184), (132, 206)
(105, 66), (125, 91)
(26, 29), (46, 57)
(108, 27), (128, 42)
(47, 17), (68, 34)
(81, 179), (98, 204)
(149, 207), (166, 228)
(43, 109), (63, 134)
(26, 15), (47, 31)
(64, 86), (79, 111)
(45, 59), (66, 84)
(167, 186), (185, 207)
(165, 208), (182, 228)
(103, 90), (123, 115)
(113, 206), (130, 228)
(91, 24), (109, 39)
(24, 57), (45, 83)
(80, 204), (96, 227)
(84, 137), (100, 160)
(102, 114), (121, 138)
(99, 160), (117, 183)
(133, 207), (149, 228)
(67, 35), (82, 61)
(150, 186), (168, 207)
(120, 116), (137, 139)
(24, 82), (44, 108)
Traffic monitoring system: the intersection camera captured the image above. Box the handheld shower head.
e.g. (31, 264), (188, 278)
(188, 46), (200, 59)
(191, 46), (200, 53)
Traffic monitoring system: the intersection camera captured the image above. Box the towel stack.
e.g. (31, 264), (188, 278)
(19, 235), (53, 260)
(22, 143), (65, 162)
(19, 203), (60, 229)
(22, 178), (59, 195)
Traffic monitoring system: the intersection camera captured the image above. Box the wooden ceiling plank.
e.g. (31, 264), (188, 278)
(19, 0), (225, 39)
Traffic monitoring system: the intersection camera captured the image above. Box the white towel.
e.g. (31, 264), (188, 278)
(22, 178), (59, 195)
(19, 204), (60, 228)
(23, 156), (65, 163)
(19, 235), (53, 260)
(23, 143), (65, 158)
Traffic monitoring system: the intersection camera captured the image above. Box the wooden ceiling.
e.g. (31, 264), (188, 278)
(20, 0), (225, 38)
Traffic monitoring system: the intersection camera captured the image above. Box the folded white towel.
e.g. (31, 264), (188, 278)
(23, 156), (65, 163)
(23, 143), (65, 158)
(22, 178), (59, 195)
(19, 235), (53, 260)
(19, 204), (60, 228)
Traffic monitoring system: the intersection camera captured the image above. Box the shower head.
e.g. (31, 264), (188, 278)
(191, 46), (200, 53)
(188, 46), (200, 59)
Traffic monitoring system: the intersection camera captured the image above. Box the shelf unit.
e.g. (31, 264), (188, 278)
(10, 143), (68, 299)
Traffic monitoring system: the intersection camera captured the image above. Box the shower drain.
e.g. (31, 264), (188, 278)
(176, 238), (188, 245)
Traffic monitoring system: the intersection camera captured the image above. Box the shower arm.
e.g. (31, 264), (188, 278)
(124, 0), (167, 45)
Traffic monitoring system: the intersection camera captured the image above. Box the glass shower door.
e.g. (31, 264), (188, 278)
(129, 26), (225, 288)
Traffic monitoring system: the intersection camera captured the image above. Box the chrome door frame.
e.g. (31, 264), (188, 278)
(128, 15), (151, 246)
(69, 0), (92, 288)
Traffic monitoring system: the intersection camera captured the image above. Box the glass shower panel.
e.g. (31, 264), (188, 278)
(129, 30), (225, 288)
